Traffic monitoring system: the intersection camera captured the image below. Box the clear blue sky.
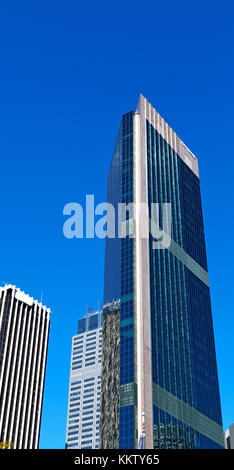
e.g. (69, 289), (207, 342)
(0, 1), (233, 448)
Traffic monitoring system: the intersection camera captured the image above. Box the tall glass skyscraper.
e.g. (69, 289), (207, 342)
(103, 95), (223, 449)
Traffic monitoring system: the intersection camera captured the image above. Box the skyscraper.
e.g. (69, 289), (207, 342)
(102, 95), (223, 449)
(65, 307), (102, 449)
(0, 284), (51, 449)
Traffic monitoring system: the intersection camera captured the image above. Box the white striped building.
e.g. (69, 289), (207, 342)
(0, 284), (51, 448)
(66, 307), (102, 449)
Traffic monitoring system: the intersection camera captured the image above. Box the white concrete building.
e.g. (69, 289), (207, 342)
(66, 307), (102, 449)
(224, 423), (234, 449)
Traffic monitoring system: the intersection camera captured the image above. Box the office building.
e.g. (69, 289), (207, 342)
(224, 423), (234, 449)
(99, 300), (120, 449)
(0, 284), (51, 449)
(65, 306), (102, 449)
(102, 95), (224, 449)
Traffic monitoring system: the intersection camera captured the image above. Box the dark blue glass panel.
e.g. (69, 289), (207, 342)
(77, 318), (86, 334)
(87, 314), (98, 331)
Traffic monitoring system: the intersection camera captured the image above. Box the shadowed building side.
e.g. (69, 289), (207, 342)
(99, 301), (120, 449)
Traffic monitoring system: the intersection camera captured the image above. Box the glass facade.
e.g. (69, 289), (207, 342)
(103, 95), (223, 449)
(104, 111), (136, 448)
(103, 123), (123, 305)
(119, 112), (136, 449)
(146, 121), (223, 448)
(78, 310), (102, 335)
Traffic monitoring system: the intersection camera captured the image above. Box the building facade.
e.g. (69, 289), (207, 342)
(0, 284), (51, 449)
(103, 95), (224, 449)
(65, 307), (102, 449)
(99, 300), (120, 449)
(224, 423), (234, 449)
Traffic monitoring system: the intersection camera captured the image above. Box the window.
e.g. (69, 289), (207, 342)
(85, 346), (96, 352)
(73, 345), (83, 352)
(69, 419), (79, 425)
(72, 360), (82, 366)
(78, 318), (86, 334)
(83, 393), (94, 399)
(88, 314), (98, 331)
(71, 381), (81, 387)
(73, 353), (83, 359)
(83, 388), (94, 394)
(74, 335), (83, 342)
(73, 340), (83, 346)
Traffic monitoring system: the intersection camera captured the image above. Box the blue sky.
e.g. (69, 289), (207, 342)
(0, 1), (233, 448)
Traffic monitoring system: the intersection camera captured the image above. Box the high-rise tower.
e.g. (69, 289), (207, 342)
(0, 284), (51, 449)
(102, 95), (223, 449)
(66, 307), (102, 449)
